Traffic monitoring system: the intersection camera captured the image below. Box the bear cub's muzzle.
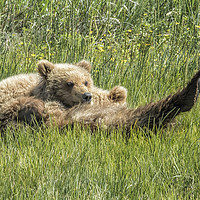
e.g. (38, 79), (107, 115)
(82, 92), (92, 103)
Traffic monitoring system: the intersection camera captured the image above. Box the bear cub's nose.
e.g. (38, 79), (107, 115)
(82, 92), (92, 102)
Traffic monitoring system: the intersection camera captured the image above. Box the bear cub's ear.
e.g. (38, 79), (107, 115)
(76, 60), (92, 73)
(37, 60), (55, 79)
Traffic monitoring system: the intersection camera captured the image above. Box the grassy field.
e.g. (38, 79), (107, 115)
(0, 0), (200, 199)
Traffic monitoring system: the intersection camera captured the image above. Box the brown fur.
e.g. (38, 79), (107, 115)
(0, 59), (199, 132)
(0, 60), (127, 128)
(42, 70), (200, 132)
(30, 60), (127, 107)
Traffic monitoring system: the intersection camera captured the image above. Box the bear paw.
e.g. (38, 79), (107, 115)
(18, 97), (45, 125)
(108, 86), (127, 104)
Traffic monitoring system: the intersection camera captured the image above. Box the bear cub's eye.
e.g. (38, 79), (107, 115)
(84, 81), (88, 86)
(66, 82), (74, 87)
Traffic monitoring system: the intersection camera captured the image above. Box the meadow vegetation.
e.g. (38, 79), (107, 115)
(0, 0), (200, 199)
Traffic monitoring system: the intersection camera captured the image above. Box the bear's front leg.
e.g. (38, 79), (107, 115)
(17, 97), (45, 125)
(0, 96), (45, 129)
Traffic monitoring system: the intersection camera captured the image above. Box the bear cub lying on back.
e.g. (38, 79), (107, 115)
(0, 59), (200, 132)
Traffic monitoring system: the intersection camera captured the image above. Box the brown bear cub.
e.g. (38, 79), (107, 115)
(0, 60), (127, 128)
(0, 60), (200, 132)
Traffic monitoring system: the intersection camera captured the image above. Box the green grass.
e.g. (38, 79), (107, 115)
(0, 0), (200, 199)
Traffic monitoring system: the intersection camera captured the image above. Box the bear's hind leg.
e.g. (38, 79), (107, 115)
(131, 70), (200, 129)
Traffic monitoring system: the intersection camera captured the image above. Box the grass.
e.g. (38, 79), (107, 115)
(0, 0), (200, 199)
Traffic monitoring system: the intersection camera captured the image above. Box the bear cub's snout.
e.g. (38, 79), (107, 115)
(82, 92), (92, 103)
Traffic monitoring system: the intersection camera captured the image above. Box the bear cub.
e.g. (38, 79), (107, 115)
(0, 60), (127, 128)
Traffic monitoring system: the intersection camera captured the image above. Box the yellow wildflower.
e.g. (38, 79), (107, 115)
(98, 46), (104, 52)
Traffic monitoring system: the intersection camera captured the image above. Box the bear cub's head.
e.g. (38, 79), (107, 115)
(37, 60), (93, 107)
